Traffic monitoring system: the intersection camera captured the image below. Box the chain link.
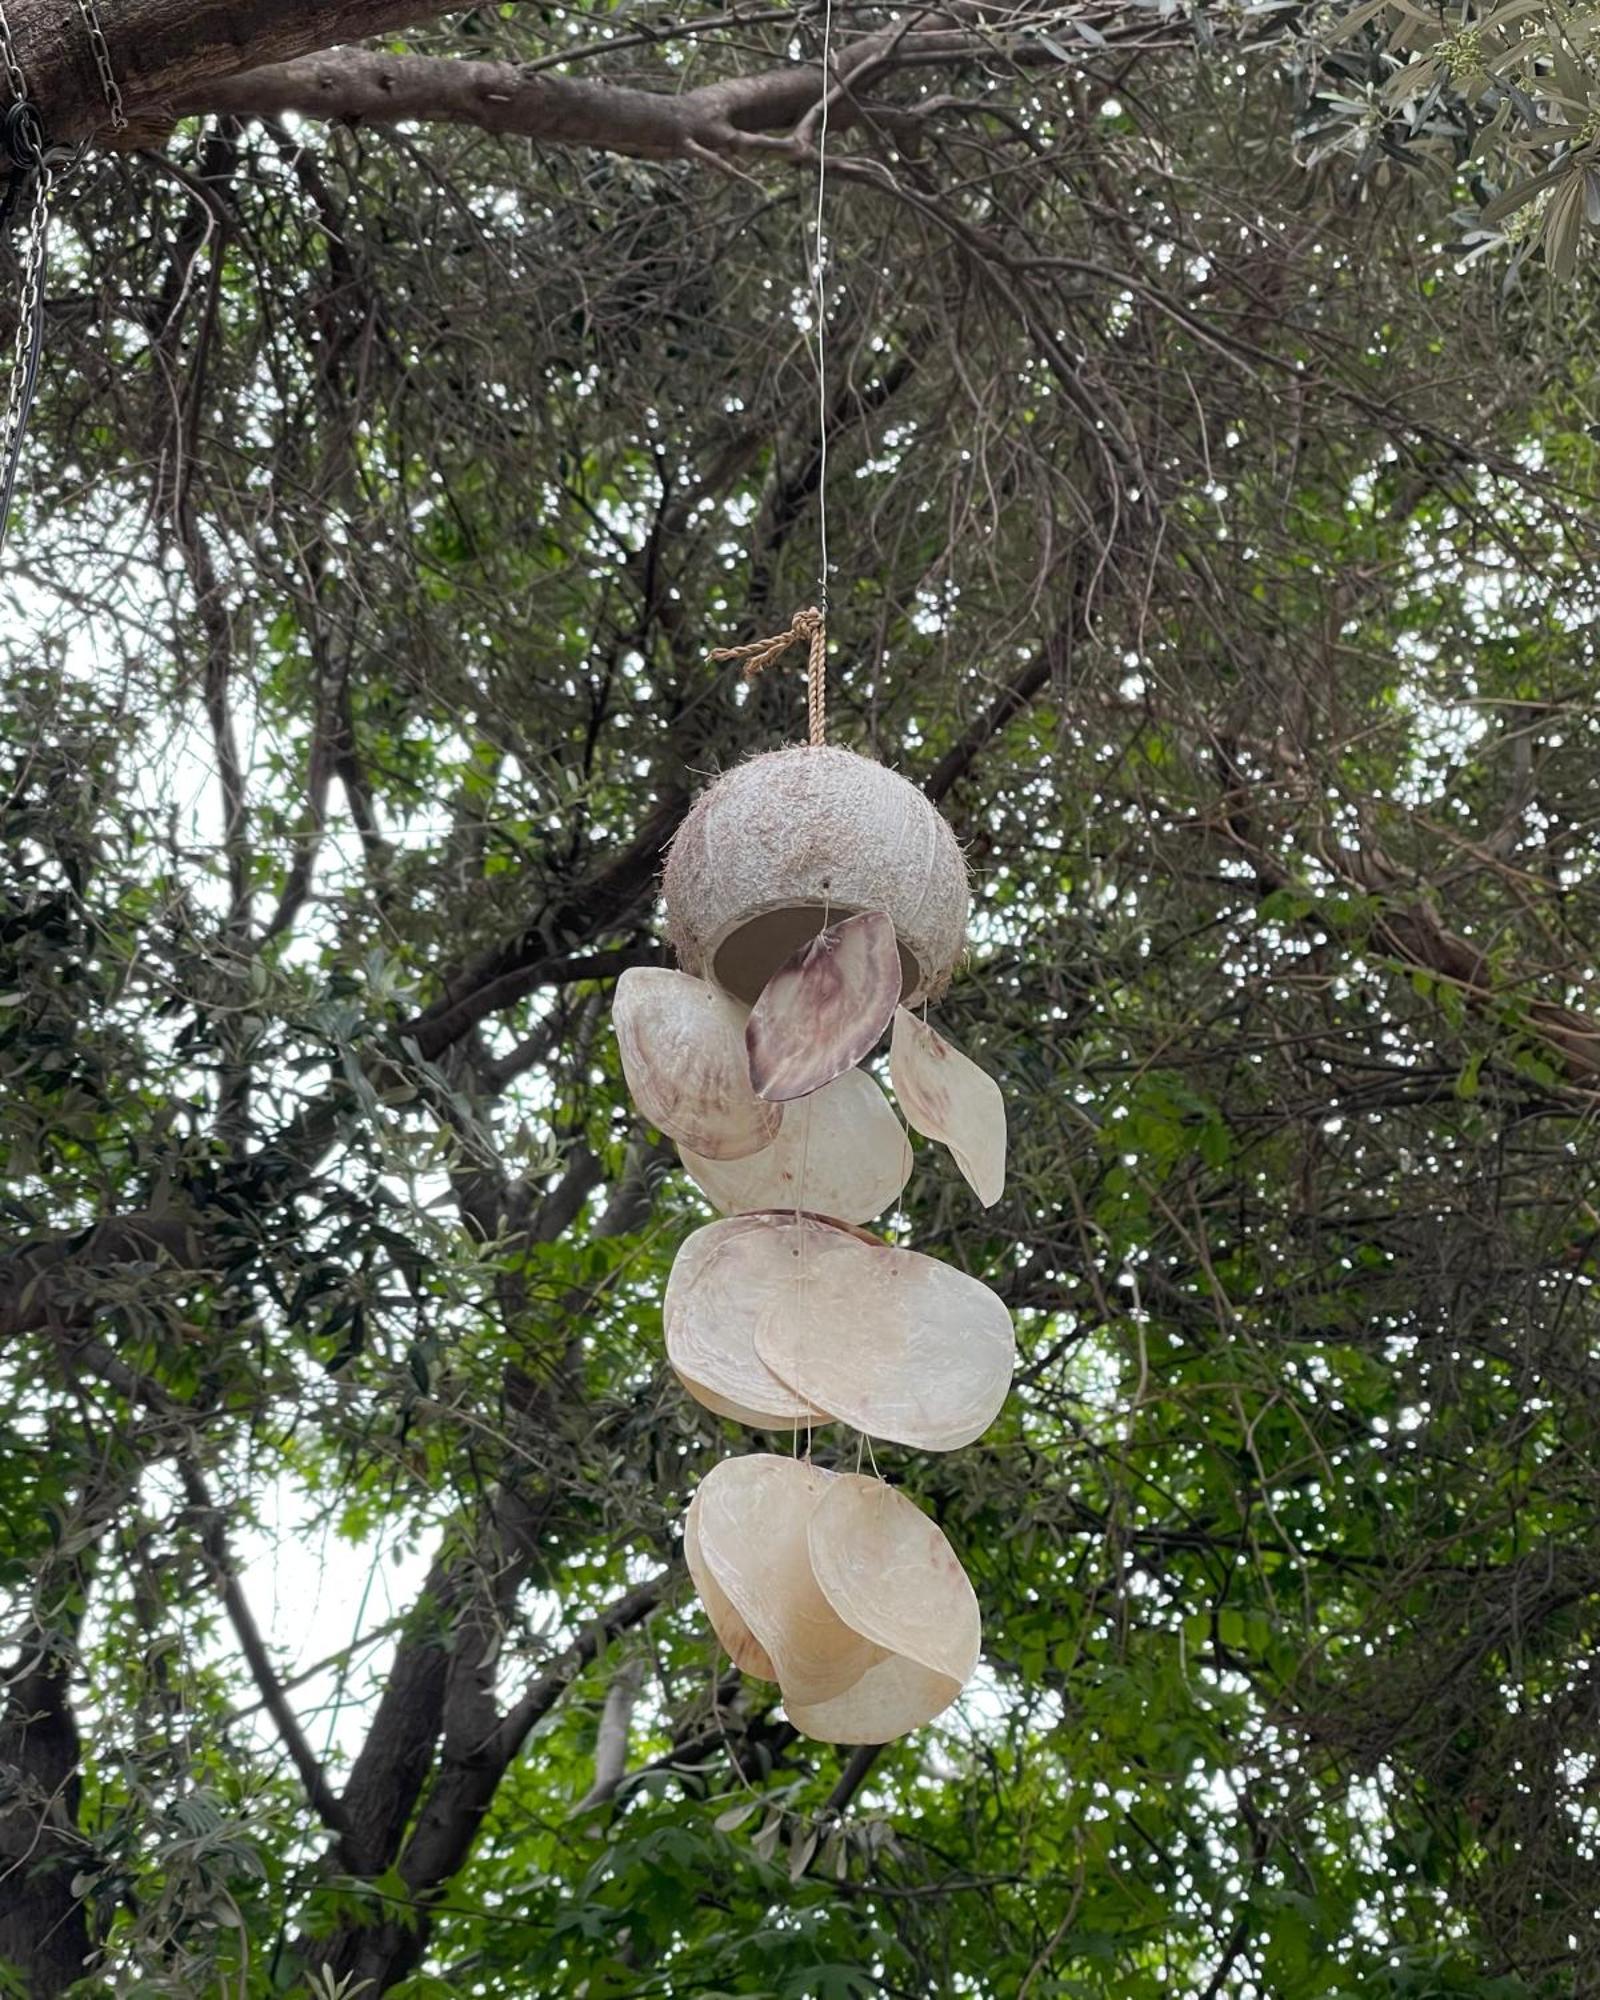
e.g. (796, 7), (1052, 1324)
(0, 0), (124, 550)
(74, 0), (125, 132)
(0, 159), (50, 550)
(0, 1), (28, 109)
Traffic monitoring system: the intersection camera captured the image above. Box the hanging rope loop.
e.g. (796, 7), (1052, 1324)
(710, 606), (828, 747)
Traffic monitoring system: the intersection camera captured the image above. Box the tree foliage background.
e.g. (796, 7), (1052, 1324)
(4, 0), (1600, 1994)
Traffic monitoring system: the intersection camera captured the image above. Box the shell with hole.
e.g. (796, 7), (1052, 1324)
(663, 746), (969, 1010)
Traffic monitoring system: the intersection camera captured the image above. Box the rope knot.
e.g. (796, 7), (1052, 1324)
(709, 606), (828, 746)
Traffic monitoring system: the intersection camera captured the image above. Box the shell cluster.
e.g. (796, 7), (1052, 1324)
(615, 747), (1009, 1744)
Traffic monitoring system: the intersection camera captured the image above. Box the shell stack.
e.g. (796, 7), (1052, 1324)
(615, 746), (1010, 1744)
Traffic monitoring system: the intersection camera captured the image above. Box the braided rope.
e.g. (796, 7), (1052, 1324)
(710, 606), (827, 747)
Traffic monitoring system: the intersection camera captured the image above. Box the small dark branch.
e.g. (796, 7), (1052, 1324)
(529, 1145), (606, 1247)
(179, 1464), (350, 1839)
(401, 788), (684, 1060)
(261, 695), (335, 943)
(406, 944), (667, 1065)
(484, 1584), (664, 1792)
(824, 1742), (884, 1818)
(161, 480), (255, 968)
(923, 617), (1074, 805)
(332, 667), (391, 880)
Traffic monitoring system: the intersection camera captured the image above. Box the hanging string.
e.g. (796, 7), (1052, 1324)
(709, 1), (835, 749)
(710, 606), (827, 747)
(812, 0), (833, 623)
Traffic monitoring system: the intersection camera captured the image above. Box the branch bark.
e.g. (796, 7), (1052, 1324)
(2, 0), (459, 143)
(177, 32), (987, 163)
(324, 1576), (667, 1993)
(179, 1463), (350, 1840)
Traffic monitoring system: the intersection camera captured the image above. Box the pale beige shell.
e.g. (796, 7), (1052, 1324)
(783, 1652), (963, 1744)
(689, 1454), (882, 1703)
(745, 1215), (1015, 1451)
(679, 1068), (912, 1224)
(664, 1216), (832, 1430)
(889, 1007), (1007, 1207)
(663, 747), (969, 1008)
(806, 1475), (981, 1685)
(612, 968), (781, 1160)
(683, 1489), (776, 1680)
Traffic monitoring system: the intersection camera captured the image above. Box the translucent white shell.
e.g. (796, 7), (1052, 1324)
(783, 1652), (965, 1745)
(664, 1217), (832, 1430)
(807, 1474), (980, 1685)
(685, 1458), (982, 1746)
(788, 1480), (978, 1740)
(683, 1490), (776, 1680)
(680, 1069), (911, 1226)
(745, 1216), (1015, 1451)
(612, 967), (781, 1161)
(689, 1455), (881, 1703)
(890, 1007), (1007, 1207)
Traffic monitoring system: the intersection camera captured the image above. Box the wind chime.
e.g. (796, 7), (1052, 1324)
(611, 612), (1012, 1744)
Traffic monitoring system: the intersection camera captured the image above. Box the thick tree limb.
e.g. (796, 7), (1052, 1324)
(2, 0), (459, 143)
(0, 1656), (89, 1996)
(178, 32), (1000, 163)
(328, 1576), (668, 1993)
(399, 792), (686, 1060)
(0, 1213), (204, 1343)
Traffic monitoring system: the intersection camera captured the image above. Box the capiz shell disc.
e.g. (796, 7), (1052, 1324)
(665, 1218), (832, 1430)
(613, 967), (781, 1160)
(680, 1069), (911, 1224)
(748, 1217), (1014, 1451)
(690, 1455), (882, 1704)
(683, 1489), (776, 1681)
(807, 1474), (980, 1685)
(784, 1653), (962, 1745)
(745, 911), (901, 1103)
(889, 1007), (1007, 1207)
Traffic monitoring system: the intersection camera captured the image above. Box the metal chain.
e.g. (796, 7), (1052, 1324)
(0, 0), (124, 551)
(0, 157), (49, 551)
(0, 1), (26, 108)
(74, 0), (125, 131)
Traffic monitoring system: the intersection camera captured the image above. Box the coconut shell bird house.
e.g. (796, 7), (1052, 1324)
(611, 613), (1011, 1744)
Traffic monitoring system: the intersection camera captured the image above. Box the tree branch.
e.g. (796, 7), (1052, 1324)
(4, 0), (463, 143)
(179, 1464), (351, 1839)
(399, 790), (685, 1060)
(571, 1655), (646, 1814)
(175, 29), (1045, 162)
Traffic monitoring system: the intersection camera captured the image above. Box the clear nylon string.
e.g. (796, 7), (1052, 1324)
(814, 0), (833, 618)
